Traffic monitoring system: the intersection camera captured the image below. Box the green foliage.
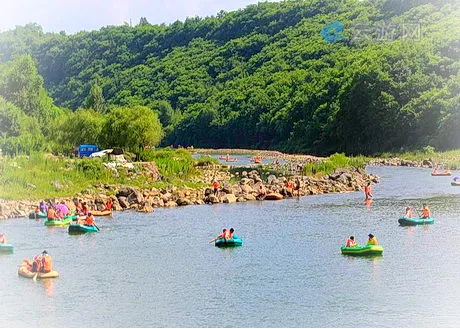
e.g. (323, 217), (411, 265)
(422, 145), (436, 155)
(195, 155), (219, 166)
(303, 153), (368, 176)
(137, 148), (196, 178)
(102, 105), (164, 150)
(84, 83), (107, 113)
(0, 0), (458, 155)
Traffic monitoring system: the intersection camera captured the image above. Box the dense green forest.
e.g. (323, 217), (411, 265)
(0, 0), (459, 156)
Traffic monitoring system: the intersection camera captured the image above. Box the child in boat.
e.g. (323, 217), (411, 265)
(83, 212), (96, 227)
(404, 207), (414, 218)
(345, 236), (357, 247)
(420, 204), (431, 218)
(225, 228), (235, 239)
(210, 229), (227, 243)
(366, 234), (379, 246)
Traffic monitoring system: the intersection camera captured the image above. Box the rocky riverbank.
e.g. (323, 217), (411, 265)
(0, 166), (377, 220)
(368, 157), (435, 168)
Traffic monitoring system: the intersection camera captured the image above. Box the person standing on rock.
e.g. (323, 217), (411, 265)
(294, 178), (301, 198)
(212, 180), (220, 195)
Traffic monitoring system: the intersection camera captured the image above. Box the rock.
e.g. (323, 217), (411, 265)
(240, 178), (253, 186)
(117, 196), (129, 209)
(236, 196), (246, 202)
(267, 175), (277, 185)
(221, 184), (233, 194)
(164, 200), (178, 207)
(176, 198), (193, 206)
(116, 186), (136, 197)
(137, 204), (154, 213)
(240, 184), (253, 193)
(162, 192), (172, 203)
(222, 193), (237, 203)
(127, 189), (144, 204)
(244, 194), (256, 201)
(206, 195), (220, 204)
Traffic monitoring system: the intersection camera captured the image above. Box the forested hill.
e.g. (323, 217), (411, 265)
(0, 0), (459, 155)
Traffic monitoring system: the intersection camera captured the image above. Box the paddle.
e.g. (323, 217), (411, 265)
(94, 224), (100, 231)
(411, 206), (422, 218)
(33, 272), (38, 281)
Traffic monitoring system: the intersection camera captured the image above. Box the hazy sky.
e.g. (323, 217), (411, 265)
(0, 0), (267, 34)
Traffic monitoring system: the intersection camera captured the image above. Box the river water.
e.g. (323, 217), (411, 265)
(1, 166), (460, 327)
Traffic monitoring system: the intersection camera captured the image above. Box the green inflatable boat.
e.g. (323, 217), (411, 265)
(28, 211), (47, 219)
(68, 224), (99, 234)
(215, 235), (243, 247)
(44, 217), (73, 226)
(398, 217), (435, 226)
(341, 245), (383, 256)
(0, 243), (14, 253)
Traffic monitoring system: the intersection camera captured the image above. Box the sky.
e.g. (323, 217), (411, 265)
(0, 0), (267, 34)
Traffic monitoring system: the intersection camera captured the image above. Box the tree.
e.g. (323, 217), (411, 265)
(0, 96), (43, 155)
(102, 106), (164, 150)
(84, 83), (107, 113)
(139, 17), (150, 26)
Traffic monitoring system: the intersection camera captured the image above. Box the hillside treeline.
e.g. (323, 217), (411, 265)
(0, 0), (459, 155)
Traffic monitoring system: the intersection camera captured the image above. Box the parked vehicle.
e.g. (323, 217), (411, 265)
(89, 149), (113, 158)
(78, 144), (99, 158)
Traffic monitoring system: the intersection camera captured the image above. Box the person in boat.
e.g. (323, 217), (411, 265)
(47, 207), (59, 220)
(31, 250), (53, 273)
(225, 228), (235, 239)
(404, 207), (415, 218)
(39, 201), (48, 213)
(212, 180), (220, 195)
(366, 233), (379, 246)
(55, 208), (64, 220)
(83, 211), (96, 227)
(59, 201), (70, 216)
(82, 202), (89, 216)
(420, 204), (431, 218)
(0, 233), (6, 244)
(210, 229), (227, 243)
(225, 154), (230, 161)
(75, 199), (84, 215)
(345, 236), (357, 247)
(105, 199), (113, 211)
(364, 182), (373, 200)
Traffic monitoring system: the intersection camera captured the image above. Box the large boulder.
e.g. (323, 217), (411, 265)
(117, 196), (129, 209)
(206, 195), (220, 204)
(240, 184), (253, 194)
(222, 193), (237, 203)
(267, 174), (277, 185)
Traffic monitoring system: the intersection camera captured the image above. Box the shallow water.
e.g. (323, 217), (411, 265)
(1, 166), (460, 327)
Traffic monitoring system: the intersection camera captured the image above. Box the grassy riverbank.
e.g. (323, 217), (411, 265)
(0, 150), (214, 200)
(377, 149), (460, 170)
(1, 148), (459, 201)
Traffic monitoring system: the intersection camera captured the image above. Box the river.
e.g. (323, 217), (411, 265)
(1, 166), (460, 327)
